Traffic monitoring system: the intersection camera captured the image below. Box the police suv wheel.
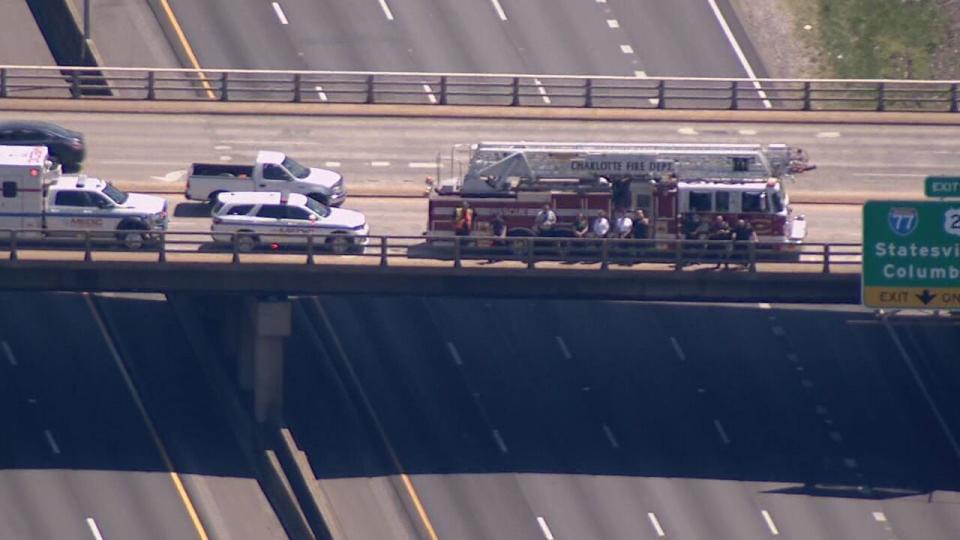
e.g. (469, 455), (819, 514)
(236, 234), (257, 252)
(328, 234), (352, 254)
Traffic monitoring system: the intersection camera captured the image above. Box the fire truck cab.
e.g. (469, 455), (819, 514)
(427, 141), (809, 245)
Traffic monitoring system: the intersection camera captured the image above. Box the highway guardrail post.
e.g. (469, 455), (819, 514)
(674, 239), (683, 271)
(146, 71), (156, 100)
(70, 72), (81, 99)
(83, 231), (92, 262)
(748, 241), (756, 272)
(822, 244), (830, 273)
(729, 81), (738, 110)
(158, 231), (166, 263)
(600, 239), (609, 270)
(453, 236), (462, 268)
(657, 80), (666, 109)
(305, 235), (314, 265)
(802, 82), (812, 111)
(584, 79), (593, 108)
(0, 68), (7, 98)
(220, 72), (229, 101)
(8, 230), (16, 261)
(951, 83), (959, 113)
(365, 75), (375, 104)
(292, 74), (302, 103)
(439, 76), (448, 105)
(380, 237), (388, 266)
(232, 234), (240, 264)
(876, 82), (885, 112)
(511, 77), (520, 106)
(526, 238), (535, 269)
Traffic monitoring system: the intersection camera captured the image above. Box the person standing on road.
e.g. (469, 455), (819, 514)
(732, 218), (757, 268)
(454, 201), (476, 237)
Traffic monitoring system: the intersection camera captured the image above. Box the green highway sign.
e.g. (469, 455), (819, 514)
(863, 200), (960, 309)
(925, 176), (960, 198)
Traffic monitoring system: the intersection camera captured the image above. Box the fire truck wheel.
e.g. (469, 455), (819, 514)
(509, 238), (529, 256)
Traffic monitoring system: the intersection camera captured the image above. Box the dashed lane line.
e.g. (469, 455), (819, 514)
(44, 429), (60, 455)
(761, 510), (780, 535)
(669, 336), (686, 361)
(377, 0), (395, 20)
(555, 336), (572, 360)
(422, 84), (438, 104)
(490, 0), (508, 20)
(533, 78), (552, 104)
(713, 419), (731, 445)
(492, 429), (509, 453)
(647, 512), (666, 537)
(315, 85), (328, 102)
(536, 517), (555, 540)
(602, 423), (620, 449)
(446, 341), (463, 365)
(607, 19), (619, 28)
(271, 2), (289, 24)
(86, 518), (105, 540)
(2, 341), (16, 366)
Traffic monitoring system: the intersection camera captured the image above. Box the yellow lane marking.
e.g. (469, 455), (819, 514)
(400, 474), (439, 540)
(158, 0), (216, 99)
(84, 294), (210, 540)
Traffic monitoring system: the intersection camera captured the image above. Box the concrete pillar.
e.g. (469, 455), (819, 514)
(238, 297), (292, 424)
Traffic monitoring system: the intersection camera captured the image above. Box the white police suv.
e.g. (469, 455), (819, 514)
(210, 192), (369, 253)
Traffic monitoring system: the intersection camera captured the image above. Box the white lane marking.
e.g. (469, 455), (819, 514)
(705, 0), (772, 108)
(758, 302), (771, 309)
(883, 317), (960, 459)
(816, 131), (841, 138)
(669, 336), (686, 361)
(44, 429), (61, 454)
(872, 511), (887, 522)
(86, 518), (105, 540)
(490, 0), (507, 20)
(761, 510), (780, 535)
(844, 457), (859, 469)
(422, 84), (438, 104)
(446, 341), (463, 365)
(213, 144), (231, 151)
(602, 423), (620, 449)
(677, 127), (699, 135)
(596, 0), (606, 3)
(607, 19), (620, 28)
(634, 70), (647, 78)
(219, 155), (232, 162)
(555, 336), (571, 360)
(371, 161), (391, 167)
(647, 512), (666, 537)
(620, 44), (634, 54)
(533, 78), (551, 104)
(377, 0), (395, 20)
(739, 129), (758, 135)
(2, 341), (16, 366)
(271, 2), (289, 24)
(713, 419), (730, 444)
(315, 85), (328, 101)
(324, 161), (341, 168)
(771, 326), (785, 336)
(409, 162), (436, 169)
(536, 516), (555, 540)
(492, 429), (509, 453)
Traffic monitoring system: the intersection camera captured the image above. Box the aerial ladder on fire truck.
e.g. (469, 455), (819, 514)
(434, 141), (808, 196)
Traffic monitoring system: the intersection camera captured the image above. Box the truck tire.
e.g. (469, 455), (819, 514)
(326, 233), (353, 254)
(117, 221), (148, 250)
(307, 193), (329, 206)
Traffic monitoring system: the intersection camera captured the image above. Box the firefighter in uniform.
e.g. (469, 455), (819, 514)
(454, 201), (476, 236)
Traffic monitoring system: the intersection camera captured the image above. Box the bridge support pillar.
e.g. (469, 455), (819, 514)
(236, 297), (292, 424)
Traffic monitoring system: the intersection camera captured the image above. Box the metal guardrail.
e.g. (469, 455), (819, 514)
(1, 65), (958, 112)
(0, 229), (862, 273)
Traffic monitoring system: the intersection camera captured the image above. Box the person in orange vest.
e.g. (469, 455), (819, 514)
(454, 201), (476, 236)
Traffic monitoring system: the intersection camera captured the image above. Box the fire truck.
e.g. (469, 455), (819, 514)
(427, 141), (810, 248)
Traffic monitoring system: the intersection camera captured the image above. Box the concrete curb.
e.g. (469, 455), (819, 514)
(276, 429), (343, 540)
(2, 98), (960, 125)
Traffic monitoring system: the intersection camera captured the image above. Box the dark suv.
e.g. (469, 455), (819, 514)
(0, 121), (85, 172)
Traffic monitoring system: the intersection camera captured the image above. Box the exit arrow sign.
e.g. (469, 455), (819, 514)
(925, 176), (960, 198)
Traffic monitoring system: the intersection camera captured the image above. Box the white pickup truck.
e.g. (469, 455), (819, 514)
(185, 151), (346, 206)
(0, 146), (167, 248)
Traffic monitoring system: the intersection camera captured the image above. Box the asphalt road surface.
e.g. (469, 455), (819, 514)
(281, 296), (960, 540)
(0, 291), (284, 539)
(167, 0), (762, 77)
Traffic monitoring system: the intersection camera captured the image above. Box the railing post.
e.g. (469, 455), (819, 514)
(511, 77), (520, 106)
(70, 72), (81, 99)
(232, 234), (240, 264)
(0, 68), (8, 98)
(158, 231), (166, 262)
(220, 72), (229, 101)
(292, 73), (302, 102)
(306, 234), (314, 265)
(729, 80), (739, 110)
(951, 83), (959, 113)
(83, 231), (92, 262)
(146, 71), (156, 100)
(8, 230), (16, 261)
(822, 244), (830, 273)
(802, 81), (812, 111)
(748, 241), (757, 272)
(674, 238), (683, 270)
(453, 236), (462, 268)
(380, 236), (388, 266)
(584, 78), (593, 108)
(657, 80), (666, 109)
(600, 239), (609, 270)
(526, 238), (535, 269)
(439, 76), (448, 105)
(876, 82), (885, 112)
(365, 75), (375, 104)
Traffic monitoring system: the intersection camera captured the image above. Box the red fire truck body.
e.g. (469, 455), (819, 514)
(427, 142), (809, 245)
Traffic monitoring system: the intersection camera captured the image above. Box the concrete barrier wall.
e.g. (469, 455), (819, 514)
(0, 262), (860, 303)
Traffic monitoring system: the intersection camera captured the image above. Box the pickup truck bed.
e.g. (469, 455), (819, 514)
(189, 163), (255, 177)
